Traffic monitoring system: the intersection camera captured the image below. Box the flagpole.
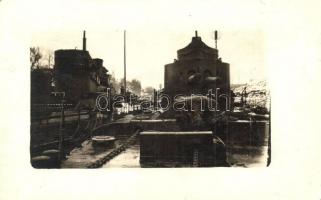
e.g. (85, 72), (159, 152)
(124, 30), (127, 93)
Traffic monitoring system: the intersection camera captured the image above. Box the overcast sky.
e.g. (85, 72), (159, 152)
(24, 0), (269, 88)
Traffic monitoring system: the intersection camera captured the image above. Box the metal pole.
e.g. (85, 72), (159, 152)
(78, 108), (81, 124)
(59, 97), (65, 162)
(58, 94), (65, 163)
(124, 30), (127, 93)
(214, 30), (218, 49)
(51, 92), (65, 164)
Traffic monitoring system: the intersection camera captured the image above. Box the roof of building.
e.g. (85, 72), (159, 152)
(177, 34), (218, 61)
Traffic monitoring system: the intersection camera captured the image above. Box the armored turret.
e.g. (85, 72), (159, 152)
(164, 31), (230, 103)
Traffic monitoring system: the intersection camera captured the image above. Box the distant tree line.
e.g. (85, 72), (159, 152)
(109, 74), (157, 97)
(30, 47), (54, 70)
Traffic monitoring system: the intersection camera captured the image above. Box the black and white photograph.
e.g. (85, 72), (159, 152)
(1, 0), (321, 199)
(30, 28), (270, 168)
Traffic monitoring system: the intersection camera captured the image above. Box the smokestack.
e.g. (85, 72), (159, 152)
(83, 30), (86, 51)
(195, 30), (198, 37)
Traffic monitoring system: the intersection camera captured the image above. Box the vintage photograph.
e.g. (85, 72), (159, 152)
(2, 0), (321, 199)
(30, 29), (270, 168)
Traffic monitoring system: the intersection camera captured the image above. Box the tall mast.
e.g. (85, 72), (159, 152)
(83, 30), (86, 51)
(124, 30), (127, 93)
(214, 30), (218, 49)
